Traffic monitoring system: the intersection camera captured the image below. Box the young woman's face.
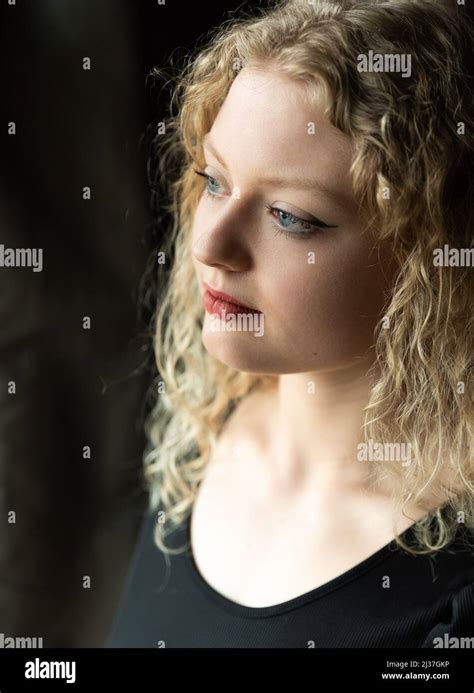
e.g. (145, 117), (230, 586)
(191, 67), (398, 374)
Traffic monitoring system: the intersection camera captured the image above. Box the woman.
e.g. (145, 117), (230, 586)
(108, 0), (473, 648)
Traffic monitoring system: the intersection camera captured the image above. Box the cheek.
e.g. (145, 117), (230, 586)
(265, 239), (395, 355)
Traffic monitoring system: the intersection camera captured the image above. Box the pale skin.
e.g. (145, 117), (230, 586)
(189, 67), (432, 608)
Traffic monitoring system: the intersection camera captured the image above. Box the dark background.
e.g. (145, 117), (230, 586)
(0, 0), (253, 647)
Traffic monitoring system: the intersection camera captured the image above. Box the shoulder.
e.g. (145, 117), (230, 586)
(419, 527), (474, 647)
(421, 580), (474, 647)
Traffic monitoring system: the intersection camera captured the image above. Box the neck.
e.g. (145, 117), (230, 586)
(264, 356), (380, 493)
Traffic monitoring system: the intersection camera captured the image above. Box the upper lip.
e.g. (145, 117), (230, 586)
(203, 282), (260, 312)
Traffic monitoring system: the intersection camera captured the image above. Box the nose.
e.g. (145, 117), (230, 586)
(192, 201), (253, 272)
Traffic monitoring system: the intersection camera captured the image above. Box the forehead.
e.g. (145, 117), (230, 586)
(206, 67), (354, 197)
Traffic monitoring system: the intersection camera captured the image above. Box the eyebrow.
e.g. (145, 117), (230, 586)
(202, 133), (348, 207)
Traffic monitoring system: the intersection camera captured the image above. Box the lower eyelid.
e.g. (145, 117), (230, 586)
(271, 222), (292, 238)
(270, 223), (315, 240)
(203, 187), (222, 200)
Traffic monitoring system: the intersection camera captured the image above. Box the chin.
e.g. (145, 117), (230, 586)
(200, 329), (301, 375)
(201, 328), (266, 372)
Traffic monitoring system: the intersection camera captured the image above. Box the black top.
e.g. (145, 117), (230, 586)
(106, 507), (474, 648)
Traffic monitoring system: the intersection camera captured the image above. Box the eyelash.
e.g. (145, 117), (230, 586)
(193, 169), (333, 239)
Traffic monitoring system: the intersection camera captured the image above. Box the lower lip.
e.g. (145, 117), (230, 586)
(203, 290), (260, 317)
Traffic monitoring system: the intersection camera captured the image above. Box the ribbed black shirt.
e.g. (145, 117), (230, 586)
(106, 508), (474, 648)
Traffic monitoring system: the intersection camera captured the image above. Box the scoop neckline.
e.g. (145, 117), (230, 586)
(182, 511), (424, 619)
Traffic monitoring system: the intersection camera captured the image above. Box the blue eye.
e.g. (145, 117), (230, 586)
(194, 170), (223, 197)
(193, 169), (337, 239)
(265, 204), (337, 238)
(265, 205), (321, 237)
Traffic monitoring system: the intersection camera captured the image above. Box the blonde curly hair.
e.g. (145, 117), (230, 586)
(143, 0), (473, 556)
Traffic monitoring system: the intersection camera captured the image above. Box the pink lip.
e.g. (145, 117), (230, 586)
(202, 282), (261, 316)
